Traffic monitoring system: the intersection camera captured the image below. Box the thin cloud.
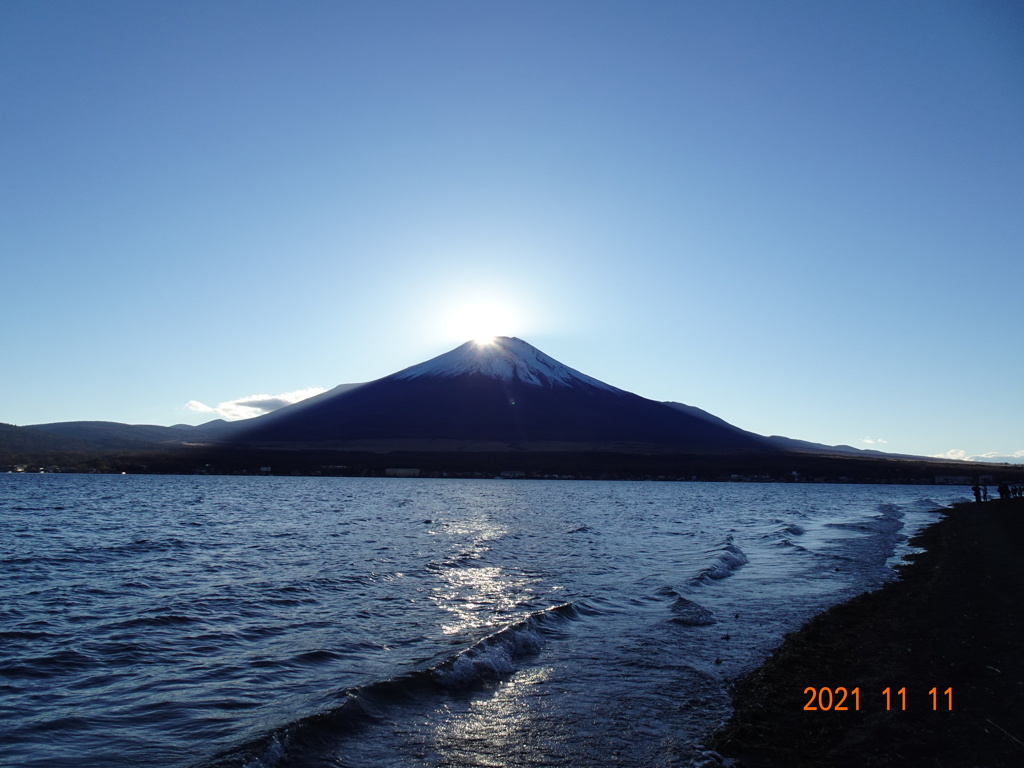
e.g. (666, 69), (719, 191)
(861, 437), (888, 446)
(186, 387), (327, 421)
(973, 450), (1024, 463)
(930, 448), (1024, 464)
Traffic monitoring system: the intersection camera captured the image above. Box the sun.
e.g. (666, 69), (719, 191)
(446, 302), (515, 345)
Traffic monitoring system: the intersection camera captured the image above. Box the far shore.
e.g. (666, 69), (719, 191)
(703, 496), (1024, 767)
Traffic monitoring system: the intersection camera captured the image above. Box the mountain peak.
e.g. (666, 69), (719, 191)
(391, 337), (619, 391)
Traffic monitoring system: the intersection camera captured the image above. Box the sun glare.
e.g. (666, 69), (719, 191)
(447, 302), (514, 345)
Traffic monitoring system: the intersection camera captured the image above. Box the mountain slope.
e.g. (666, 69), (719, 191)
(234, 338), (776, 452)
(394, 337), (620, 391)
(24, 419), (242, 449)
(19, 383), (371, 452)
(0, 422), (102, 456)
(661, 403), (926, 460)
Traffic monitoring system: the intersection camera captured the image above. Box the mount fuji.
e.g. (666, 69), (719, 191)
(16, 336), (1015, 480)
(232, 337), (775, 453)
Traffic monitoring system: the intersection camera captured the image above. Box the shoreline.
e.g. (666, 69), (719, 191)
(703, 497), (1024, 767)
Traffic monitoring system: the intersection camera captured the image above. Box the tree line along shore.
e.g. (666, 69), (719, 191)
(4, 445), (1024, 486)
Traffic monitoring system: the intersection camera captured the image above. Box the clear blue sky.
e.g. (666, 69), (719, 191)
(3, 1), (1022, 462)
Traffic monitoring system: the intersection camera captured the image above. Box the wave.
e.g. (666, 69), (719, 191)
(654, 587), (717, 626)
(825, 505), (901, 537)
(0, 649), (95, 680)
(908, 497), (956, 512)
(203, 602), (582, 768)
(773, 538), (809, 552)
(763, 522), (807, 550)
(670, 596), (717, 626)
(691, 536), (749, 584)
(105, 612), (199, 630)
(760, 522), (805, 540)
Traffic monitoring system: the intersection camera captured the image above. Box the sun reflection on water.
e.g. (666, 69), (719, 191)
(433, 565), (536, 635)
(427, 513), (540, 637)
(431, 667), (555, 766)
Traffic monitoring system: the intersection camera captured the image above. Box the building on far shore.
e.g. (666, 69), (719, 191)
(385, 468), (421, 478)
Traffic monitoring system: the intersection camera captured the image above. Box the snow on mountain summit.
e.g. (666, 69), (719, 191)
(392, 337), (620, 391)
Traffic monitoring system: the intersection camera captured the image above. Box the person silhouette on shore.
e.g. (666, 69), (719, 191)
(972, 483), (982, 503)
(998, 484), (1010, 500)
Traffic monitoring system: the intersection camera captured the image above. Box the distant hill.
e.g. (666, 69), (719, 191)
(659, 403), (926, 460)
(760, 434), (915, 458)
(0, 422), (100, 457)
(23, 419), (241, 450)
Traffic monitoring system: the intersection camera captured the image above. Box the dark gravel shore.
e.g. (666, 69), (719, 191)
(705, 496), (1024, 768)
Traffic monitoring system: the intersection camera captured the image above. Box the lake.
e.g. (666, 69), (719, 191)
(0, 474), (968, 767)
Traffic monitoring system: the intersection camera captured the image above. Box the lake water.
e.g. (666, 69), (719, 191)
(0, 474), (968, 767)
